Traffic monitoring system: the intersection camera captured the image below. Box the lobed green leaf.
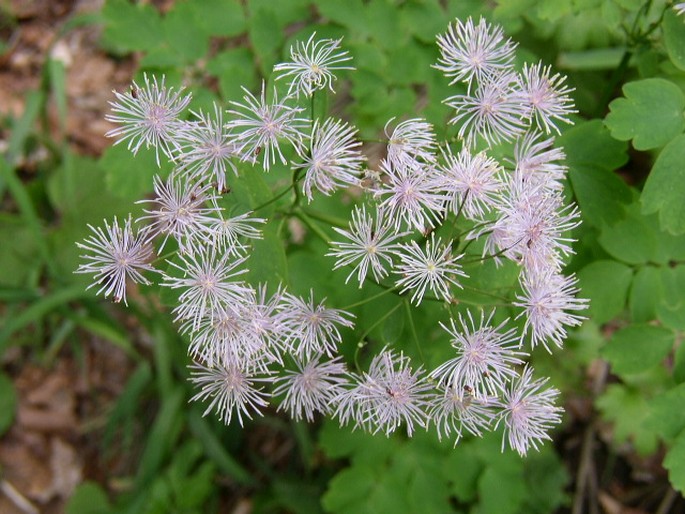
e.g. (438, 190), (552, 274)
(601, 324), (674, 377)
(605, 78), (685, 150)
(641, 134), (685, 235)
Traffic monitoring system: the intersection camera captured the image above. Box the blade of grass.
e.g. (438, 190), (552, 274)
(134, 386), (184, 487)
(6, 89), (44, 166)
(70, 314), (141, 360)
(0, 287), (40, 302)
(103, 362), (152, 452)
(47, 58), (68, 137)
(188, 409), (255, 486)
(0, 158), (58, 278)
(0, 285), (88, 352)
(152, 321), (174, 398)
(42, 318), (76, 364)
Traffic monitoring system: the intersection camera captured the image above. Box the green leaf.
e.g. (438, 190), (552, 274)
(48, 154), (134, 222)
(367, 0), (405, 49)
(444, 442), (482, 502)
(65, 482), (113, 514)
(0, 286), (89, 352)
(248, 0), (310, 27)
(315, 0), (369, 35)
(629, 266), (662, 322)
(535, 0), (572, 21)
(559, 121), (631, 227)
(641, 134), (685, 235)
(0, 373), (17, 436)
(664, 429), (685, 494)
(675, 344), (685, 384)
(577, 260), (632, 325)
(598, 202), (656, 264)
(162, 1), (209, 63)
(248, 8), (283, 76)
(244, 221), (288, 286)
(601, 325), (674, 376)
(322, 466), (379, 514)
(381, 303), (405, 344)
(192, 0), (245, 37)
(648, 383), (685, 440)
(136, 388), (184, 487)
(664, 9), (685, 72)
(569, 163), (632, 226)
(399, 0), (446, 44)
(657, 265), (685, 330)
(478, 467), (526, 514)
(207, 48), (258, 101)
(319, 420), (397, 463)
(322, 432), (456, 514)
(557, 47), (626, 70)
(104, 363), (152, 452)
(0, 215), (41, 287)
(188, 409), (254, 485)
(597, 384), (659, 455)
(559, 120), (629, 171)
(101, 0), (164, 54)
(100, 144), (172, 201)
(270, 478), (326, 514)
(605, 78), (685, 150)
(386, 44), (435, 86)
(521, 448), (570, 513)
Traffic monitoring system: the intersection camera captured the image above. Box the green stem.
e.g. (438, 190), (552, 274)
(291, 167), (305, 208)
(300, 207), (348, 229)
(341, 284), (401, 310)
(253, 182), (295, 213)
(353, 301), (403, 372)
(293, 208), (331, 244)
(404, 299), (425, 365)
(461, 237), (524, 265)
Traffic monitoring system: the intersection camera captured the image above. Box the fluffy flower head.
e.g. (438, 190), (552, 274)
(274, 32), (354, 97)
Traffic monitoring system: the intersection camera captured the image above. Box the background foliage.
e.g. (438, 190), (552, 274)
(1, 0), (685, 512)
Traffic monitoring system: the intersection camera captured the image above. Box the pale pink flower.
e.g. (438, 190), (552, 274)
(512, 131), (568, 189)
(518, 62), (576, 134)
(162, 248), (252, 331)
(394, 234), (467, 305)
(274, 32), (354, 97)
(445, 71), (530, 147)
(273, 353), (349, 422)
(336, 349), (432, 437)
(430, 311), (526, 398)
(294, 118), (365, 200)
(137, 173), (220, 254)
(76, 216), (156, 305)
(327, 205), (408, 286)
(385, 118), (437, 168)
(226, 82), (308, 170)
(279, 291), (355, 358)
(189, 356), (271, 427)
(106, 74), (191, 165)
(434, 17), (516, 89)
(495, 366), (563, 456)
(438, 147), (503, 220)
(374, 158), (446, 232)
(429, 386), (495, 445)
(177, 105), (241, 193)
(514, 270), (588, 351)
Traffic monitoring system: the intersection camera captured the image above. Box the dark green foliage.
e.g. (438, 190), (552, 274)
(4, 0), (685, 512)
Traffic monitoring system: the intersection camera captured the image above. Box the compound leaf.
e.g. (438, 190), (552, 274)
(641, 134), (685, 235)
(601, 324), (674, 377)
(664, 9), (685, 72)
(577, 260), (632, 325)
(605, 78), (685, 150)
